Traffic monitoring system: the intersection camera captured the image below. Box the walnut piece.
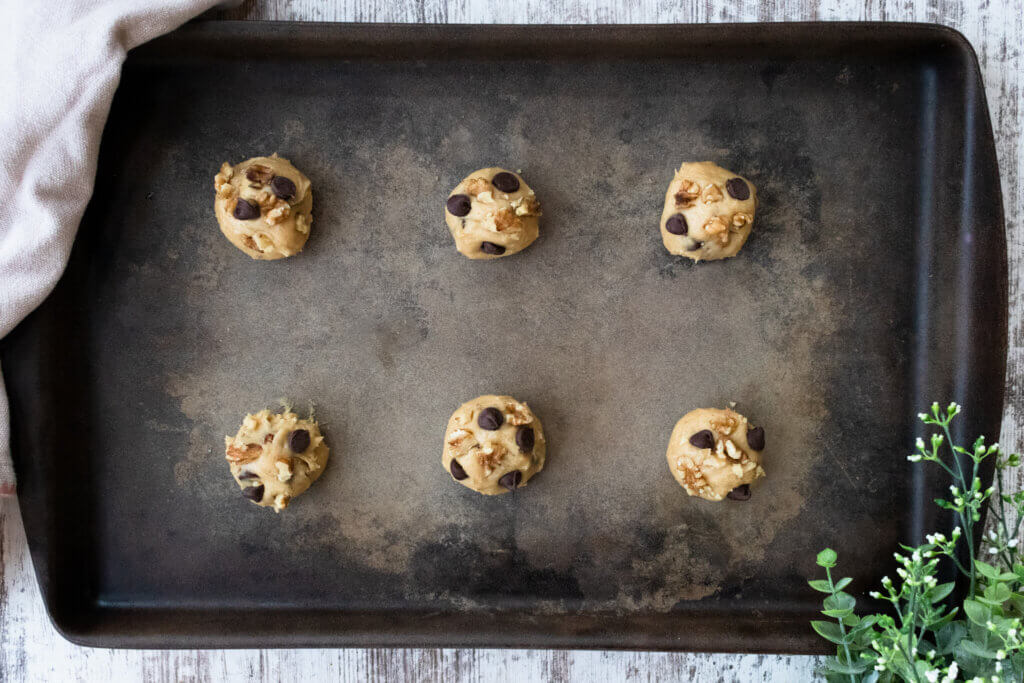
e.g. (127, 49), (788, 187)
(674, 179), (700, 207)
(732, 212), (752, 227)
(506, 402), (532, 426)
(275, 457), (293, 482)
(295, 213), (310, 235)
(447, 429), (477, 458)
(263, 433), (274, 444)
(493, 208), (523, 232)
(226, 443), (262, 463)
(701, 183), (724, 204)
(273, 494), (290, 512)
(703, 216), (730, 246)
(214, 162), (233, 191)
(477, 443), (507, 476)
(242, 235), (260, 252)
(511, 194), (541, 217)
(466, 177), (490, 196)
(245, 164), (274, 185)
(217, 183), (237, 200)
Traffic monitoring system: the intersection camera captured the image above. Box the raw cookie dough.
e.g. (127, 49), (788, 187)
(214, 154), (313, 260)
(660, 162), (757, 261)
(666, 408), (765, 501)
(442, 395), (546, 495)
(225, 409), (329, 512)
(444, 168), (541, 259)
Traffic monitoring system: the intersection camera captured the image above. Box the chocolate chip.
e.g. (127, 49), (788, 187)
(684, 238), (703, 252)
(480, 241), (506, 255)
(491, 172), (520, 193)
(747, 426), (765, 451)
(242, 484), (265, 502)
(499, 470), (523, 491)
(725, 178), (750, 200)
(238, 471), (260, 481)
(665, 214), (688, 235)
(516, 426), (535, 452)
(478, 407), (504, 430)
(288, 429), (310, 453)
(689, 429), (715, 449)
(727, 484), (751, 501)
(450, 459), (469, 480)
(446, 194), (472, 217)
(233, 199), (260, 220)
(270, 176), (297, 201)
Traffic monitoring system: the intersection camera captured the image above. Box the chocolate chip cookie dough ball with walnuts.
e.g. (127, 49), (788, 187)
(225, 408), (329, 512)
(666, 408), (765, 501)
(214, 154), (313, 260)
(660, 162), (757, 261)
(442, 395), (546, 495)
(444, 168), (542, 259)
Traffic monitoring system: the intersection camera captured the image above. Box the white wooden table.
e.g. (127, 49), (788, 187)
(2, 1), (1021, 680)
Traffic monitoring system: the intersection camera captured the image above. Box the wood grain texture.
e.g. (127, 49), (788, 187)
(2, 0), (1022, 680)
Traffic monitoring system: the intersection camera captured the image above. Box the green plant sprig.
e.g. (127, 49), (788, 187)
(810, 403), (1024, 682)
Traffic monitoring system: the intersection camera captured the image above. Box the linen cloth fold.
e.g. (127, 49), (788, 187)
(0, 0), (221, 495)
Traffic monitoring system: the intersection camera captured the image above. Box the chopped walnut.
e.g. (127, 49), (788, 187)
(493, 208), (523, 232)
(254, 233), (274, 251)
(724, 439), (744, 461)
(505, 402), (532, 426)
(511, 194), (541, 217)
(214, 162), (234, 191)
(701, 183), (724, 204)
(253, 190), (276, 211)
(709, 413), (738, 436)
(295, 213), (310, 235)
(245, 164), (274, 185)
(226, 443), (262, 463)
(466, 177), (491, 196)
(217, 183), (237, 200)
(732, 212), (752, 227)
(263, 433), (274, 444)
(674, 179), (700, 207)
(446, 429), (477, 458)
(477, 443), (507, 476)
(265, 201), (291, 226)
(275, 457), (293, 482)
(703, 216), (730, 246)
(242, 235), (260, 252)
(273, 494), (290, 512)
(242, 414), (261, 430)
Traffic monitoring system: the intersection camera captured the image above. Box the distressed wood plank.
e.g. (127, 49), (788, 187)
(3, 0), (1022, 680)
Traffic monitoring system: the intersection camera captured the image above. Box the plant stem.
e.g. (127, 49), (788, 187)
(826, 566), (857, 683)
(942, 421), (976, 595)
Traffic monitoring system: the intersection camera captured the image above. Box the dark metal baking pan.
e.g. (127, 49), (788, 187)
(1, 21), (1006, 652)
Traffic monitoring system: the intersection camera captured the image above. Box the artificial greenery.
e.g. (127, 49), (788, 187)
(811, 403), (1024, 682)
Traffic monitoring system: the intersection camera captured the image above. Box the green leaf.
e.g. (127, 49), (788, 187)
(983, 582), (1012, 604)
(975, 560), (1000, 579)
(823, 657), (869, 675)
(935, 621), (966, 655)
(958, 639), (998, 659)
(929, 581), (955, 603)
(963, 599), (991, 625)
(833, 577), (852, 592)
(822, 608), (854, 619)
(811, 620), (847, 645)
(808, 579), (833, 593)
(824, 592), (856, 612)
(817, 549), (838, 568)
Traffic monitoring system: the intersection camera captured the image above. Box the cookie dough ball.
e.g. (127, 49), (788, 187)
(214, 154), (313, 260)
(666, 408), (765, 501)
(660, 162), (757, 261)
(225, 409), (329, 512)
(442, 395), (546, 495)
(444, 168), (541, 259)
